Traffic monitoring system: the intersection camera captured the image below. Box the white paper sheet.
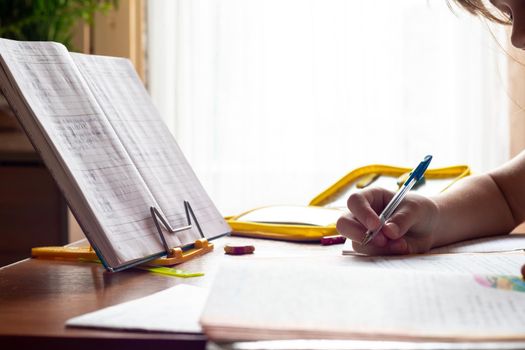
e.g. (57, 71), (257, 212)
(341, 252), (525, 275)
(429, 235), (525, 254)
(67, 284), (208, 333)
(343, 234), (525, 256)
(201, 259), (525, 341)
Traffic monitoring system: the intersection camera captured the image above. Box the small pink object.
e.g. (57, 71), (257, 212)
(224, 244), (255, 255)
(321, 235), (346, 245)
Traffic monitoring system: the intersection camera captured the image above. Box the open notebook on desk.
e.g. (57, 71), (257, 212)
(0, 39), (230, 271)
(201, 256), (525, 342)
(199, 236), (525, 342)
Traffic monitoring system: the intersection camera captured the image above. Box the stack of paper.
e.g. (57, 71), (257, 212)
(200, 257), (525, 342)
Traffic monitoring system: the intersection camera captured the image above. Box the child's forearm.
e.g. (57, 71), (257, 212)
(430, 173), (517, 248)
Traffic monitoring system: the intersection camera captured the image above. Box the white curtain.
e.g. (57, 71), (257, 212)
(147, 0), (509, 215)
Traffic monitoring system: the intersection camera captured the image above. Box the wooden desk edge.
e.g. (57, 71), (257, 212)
(0, 332), (207, 350)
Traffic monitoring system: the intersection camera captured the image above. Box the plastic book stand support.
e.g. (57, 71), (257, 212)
(31, 201), (214, 268)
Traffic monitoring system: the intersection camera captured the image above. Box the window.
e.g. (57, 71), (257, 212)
(148, 0), (509, 215)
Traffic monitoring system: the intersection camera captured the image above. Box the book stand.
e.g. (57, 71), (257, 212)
(31, 201), (214, 267)
(148, 201), (214, 265)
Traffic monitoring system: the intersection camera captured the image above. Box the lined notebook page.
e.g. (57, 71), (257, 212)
(201, 259), (525, 341)
(0, 39), (165, 268)
(72, 54), (230, 247)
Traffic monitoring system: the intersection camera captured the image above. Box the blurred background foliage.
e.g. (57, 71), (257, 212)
(0, 0), (118, 50)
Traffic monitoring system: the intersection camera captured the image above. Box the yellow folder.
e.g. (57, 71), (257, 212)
(227, 164), (471, 241)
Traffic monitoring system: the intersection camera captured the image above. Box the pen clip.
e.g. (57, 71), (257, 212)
(404, 155), (432, 186)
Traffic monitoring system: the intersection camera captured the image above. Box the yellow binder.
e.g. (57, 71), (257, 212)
(227, 164), (471, 241)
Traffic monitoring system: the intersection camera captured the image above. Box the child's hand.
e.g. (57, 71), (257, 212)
(336, 187), (439, 255)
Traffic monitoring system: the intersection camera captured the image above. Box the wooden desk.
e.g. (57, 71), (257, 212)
(0, 236), (342, 350)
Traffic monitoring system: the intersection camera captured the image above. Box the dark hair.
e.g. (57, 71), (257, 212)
(451, 0), (512, 24)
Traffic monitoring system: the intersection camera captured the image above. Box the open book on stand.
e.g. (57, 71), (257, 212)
(0, 39), (231, 271)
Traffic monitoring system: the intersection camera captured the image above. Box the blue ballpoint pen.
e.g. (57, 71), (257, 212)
(361, 155), (433, 246)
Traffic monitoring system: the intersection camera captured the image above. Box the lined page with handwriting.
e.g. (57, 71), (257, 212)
(340, 252), (525, 275)
(343, 234), (525, 256)
(429, 234), (525, 254)
(201, 259), (525, 341)
(72, 54), (230, 247)
(0, 40), (165, 269)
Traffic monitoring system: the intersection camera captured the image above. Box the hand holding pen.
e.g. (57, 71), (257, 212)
(336, 155), (438, 255)
(361, 155), (432, 246)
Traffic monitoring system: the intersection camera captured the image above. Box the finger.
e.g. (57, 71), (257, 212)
(336, 213), (366, 242)
(371, 232), (388, 247)
(336, 214), (387, 247)
(408, 230), (438, 254)
(353, 236), (411, 256)
(386, 234), (433, 255)
(381, 200), (420, 241)
(352, 238), (392, 255)
(346, 189), (389, 231)
(363, 187), (396, 214)
(357, 237), (425, 256)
